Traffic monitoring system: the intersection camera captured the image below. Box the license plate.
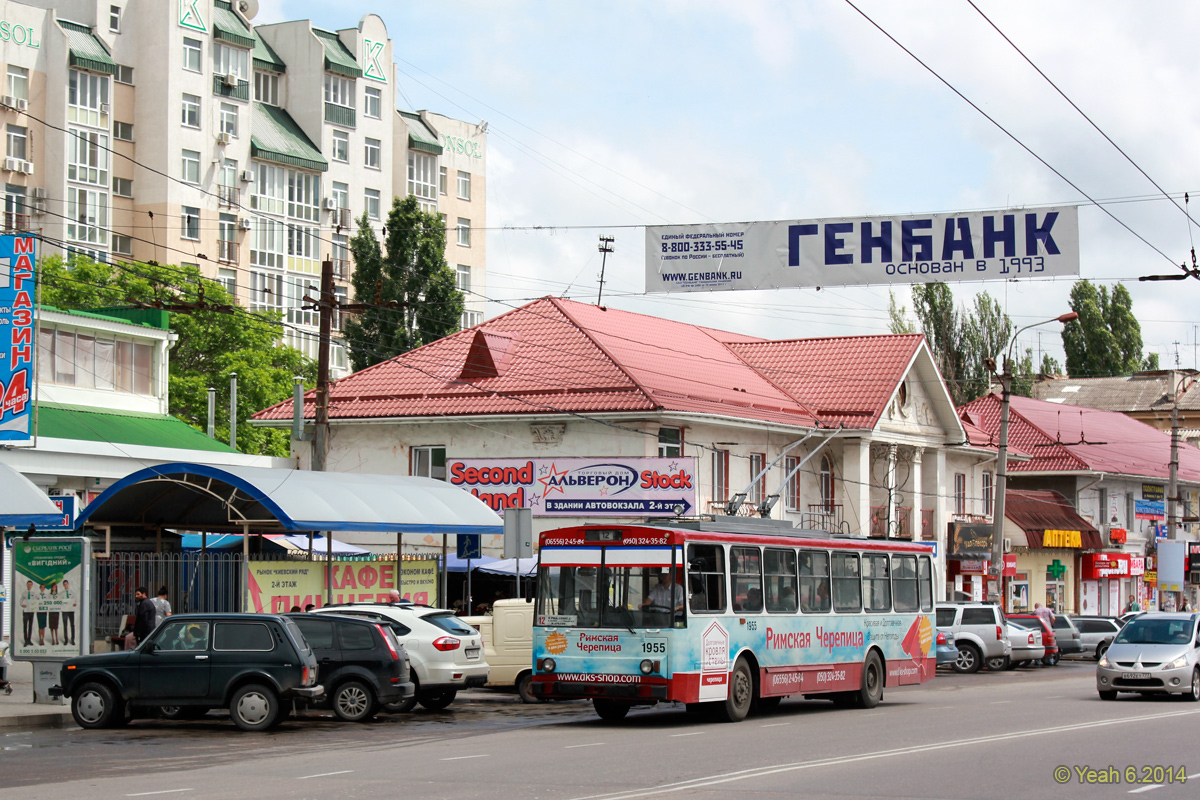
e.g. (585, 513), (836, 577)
(465, 647), (481, 659)
(1121, 672), (1150, 679)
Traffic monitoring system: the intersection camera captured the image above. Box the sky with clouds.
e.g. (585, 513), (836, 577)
(264, 0), (1200, 371)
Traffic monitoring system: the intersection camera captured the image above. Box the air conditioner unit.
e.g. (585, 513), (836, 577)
(100, 102), (111, 114)
(31, 186), (46, 199)
(1, 95), (16, 110)
(216, 131), (232, 145)
(322, 197), (336, 210)
(1002, 537), (1012, 554)
(19, 161), (33, 175)
(240, 169), (254, 183)
(238, 217), (253, 230)
(16, 98), (27, 112)
(3, 157), (19, 172)
(223, 73), (238, 88)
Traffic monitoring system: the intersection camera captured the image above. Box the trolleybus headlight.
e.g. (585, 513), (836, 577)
(542, 658), (556, 673)
(640, 659), (654, 675)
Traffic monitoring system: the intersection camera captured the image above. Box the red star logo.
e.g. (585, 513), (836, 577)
(538, 462), (571, 497)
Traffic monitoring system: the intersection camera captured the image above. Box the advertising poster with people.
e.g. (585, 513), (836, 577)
(10, 537), (88, 661)
(244, 559), (438, 613)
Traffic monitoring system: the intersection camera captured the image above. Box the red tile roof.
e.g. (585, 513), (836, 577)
(960, 392), (1200, 482)
(256, 297), (937, 430)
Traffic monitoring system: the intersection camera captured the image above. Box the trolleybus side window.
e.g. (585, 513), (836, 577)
(831, 552), (861, 612)
(799, 550), (830, 613)
(731, 546), (763, 612)
(764, 547), (798, 613)
(863, 554), (891, 612)
(891, 554), (919, 613)
(918, 556), (933, 611)
(687, 544), (726, 614)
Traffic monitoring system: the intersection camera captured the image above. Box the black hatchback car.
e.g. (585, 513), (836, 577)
(51, 613), (323, 731)
(285, 613), (414, 722)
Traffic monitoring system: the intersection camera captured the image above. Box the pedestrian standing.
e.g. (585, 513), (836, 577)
(151, 586), (172, 628)
(61, 579), (76, 646)
(1124, 595), (1140, 613)
(19, 580), (35, 647)
(132, 587), (157, 645)
(1034, 602), (1055, 628)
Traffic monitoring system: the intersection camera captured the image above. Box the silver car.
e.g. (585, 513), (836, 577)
(1096, 613), (1200, 701)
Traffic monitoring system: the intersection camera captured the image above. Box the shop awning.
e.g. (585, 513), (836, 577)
(179, 533), (369, 555)
(1006, 490), (1103, 549)
(76, 462), (504, 535)
(0, 461), (66, 527)
(39, 403), (239, 453)
(251, 103), (328, 172)
(59, 20), (119, 77)
(401, 110), (443, 155)
(213, 1), (255, 49)
(475, 556), (539, 578)
(314, 29), (361, 78)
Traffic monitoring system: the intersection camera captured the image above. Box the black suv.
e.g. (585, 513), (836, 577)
(51, 613), (323, 731)
(285, 613), (414, 722)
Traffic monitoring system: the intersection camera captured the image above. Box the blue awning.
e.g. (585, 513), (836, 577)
(438, 553), (499, 573)
(76, 463), (503, 535)
(179, 533), (369, 555)
(0, 461), (66, 527)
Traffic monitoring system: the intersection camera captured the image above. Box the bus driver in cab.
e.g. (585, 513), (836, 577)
(641, 569), (685, 615)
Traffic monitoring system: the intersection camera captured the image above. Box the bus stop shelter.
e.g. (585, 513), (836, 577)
(73, 462), (503, 607)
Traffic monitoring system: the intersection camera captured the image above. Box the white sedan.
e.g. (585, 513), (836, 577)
(1006, 621), (1046, 668)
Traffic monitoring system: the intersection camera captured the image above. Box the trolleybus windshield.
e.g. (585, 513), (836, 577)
(537, 549), (685, 629)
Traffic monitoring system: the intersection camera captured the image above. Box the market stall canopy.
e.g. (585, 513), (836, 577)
(438, 553), (499, 572)
(475, 556), (539, 577)
(75, 463), (504, 535)
(178, 533), (370, 555)
(0, 461), (66, 527)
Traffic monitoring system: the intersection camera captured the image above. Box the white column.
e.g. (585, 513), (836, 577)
(911, 449), (924, 540)
(886, 444), (898, 537)
(843, 439), (871, 536)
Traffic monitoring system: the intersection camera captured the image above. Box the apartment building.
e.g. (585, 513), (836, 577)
(0, 0), (486, 374)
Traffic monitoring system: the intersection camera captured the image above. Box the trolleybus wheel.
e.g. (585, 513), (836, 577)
(716, 657), (753, 723)
(855, 651), (884, 709)
(593, 699), (630, 721)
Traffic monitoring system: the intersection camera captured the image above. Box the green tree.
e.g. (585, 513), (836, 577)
(343, 196), (465, 372)
(1062, 280), (1148, 377)
(40, 256), (314, 456)
(889, 283), (1012, 405)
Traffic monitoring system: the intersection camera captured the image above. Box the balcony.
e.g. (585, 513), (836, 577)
(218, 185), (240, 208)
(870, 506), (912, 538)
(803, 504), (845, 534)
(3, 211), (29, 231)
(332, 258), (350, 281)
(217, 240), (239, 264)
(212, 75), (249, 101)
(324, 103), (355, 128)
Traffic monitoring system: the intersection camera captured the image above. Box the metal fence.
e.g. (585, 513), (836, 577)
(89, 551), (391, 641)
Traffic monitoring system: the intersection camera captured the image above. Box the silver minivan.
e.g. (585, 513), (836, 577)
(1096, 613), (1200, 701)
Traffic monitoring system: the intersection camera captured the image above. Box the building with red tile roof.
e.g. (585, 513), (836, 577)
(254, 297), (998, 591)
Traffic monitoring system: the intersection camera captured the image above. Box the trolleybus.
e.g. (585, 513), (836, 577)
(532, 517), (936, 722)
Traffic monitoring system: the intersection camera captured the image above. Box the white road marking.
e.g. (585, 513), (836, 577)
(126, 791), (194, 797)
(568, 708), (1200, 800)
(760, 722), (791, 728)
(670, 732), (705, 737)
(1045, 695), (1065, 699)
(1128, 785), (1163, 794)
(297, 770), (354, 780)
(441, 754), (490, 761)
(566, 743), (606, 749)
(989, 701), (1011, 705)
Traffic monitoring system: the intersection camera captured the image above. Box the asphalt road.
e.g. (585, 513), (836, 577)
(2, 660), (1198, 800)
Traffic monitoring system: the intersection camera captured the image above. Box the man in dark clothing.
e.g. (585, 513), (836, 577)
(133, 587), (157, 644)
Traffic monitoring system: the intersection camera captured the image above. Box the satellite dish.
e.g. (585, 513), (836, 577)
(237, 0), (259, 19)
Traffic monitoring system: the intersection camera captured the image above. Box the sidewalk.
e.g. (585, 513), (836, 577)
(0, 659), (74, 730)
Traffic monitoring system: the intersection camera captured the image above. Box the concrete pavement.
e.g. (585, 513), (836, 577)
(0, 660), (72, 730)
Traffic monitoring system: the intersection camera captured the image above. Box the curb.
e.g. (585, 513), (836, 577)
(0, 711), (74, 730)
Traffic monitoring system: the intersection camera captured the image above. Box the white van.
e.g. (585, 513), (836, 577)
(462, 599), (535, 702)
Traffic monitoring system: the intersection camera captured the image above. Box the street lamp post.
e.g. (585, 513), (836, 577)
(988, 312), (1079, 607)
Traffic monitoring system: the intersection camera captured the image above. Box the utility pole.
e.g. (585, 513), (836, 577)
(312, 259), (333, 473)
(597, 236), (614, 306)
(1168, 382), (1180, 541)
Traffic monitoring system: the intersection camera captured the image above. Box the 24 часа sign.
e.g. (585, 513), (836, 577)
(645, 206), (1079, 292)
